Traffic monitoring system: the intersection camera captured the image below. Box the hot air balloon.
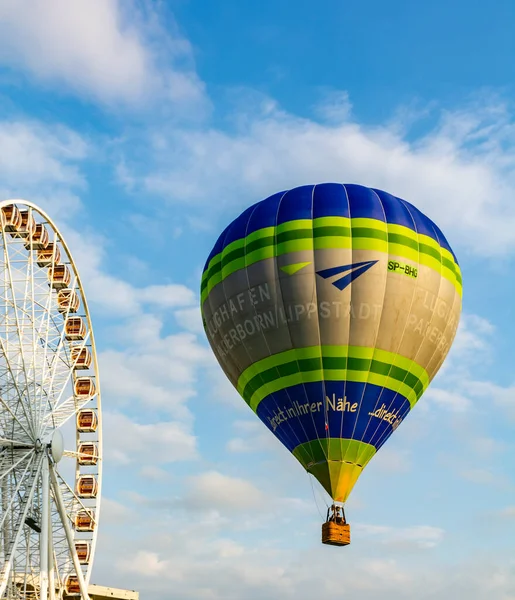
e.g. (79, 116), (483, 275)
(201, 183), (462, 546)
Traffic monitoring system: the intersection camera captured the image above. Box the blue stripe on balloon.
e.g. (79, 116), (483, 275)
(373, 188), (458, 264)
(203, 223), (230, 270)
(221, 203), (259, 250)
(313, 183), (350, 218)
(202, 183), (458, 273)
(246, 190), (284, 235)
(400, 199), (458, 262)
(345, 184), (386, 221)
(431, 220), (459, 264)
(255, 380), (411, 454)
(277, 185), (314, 224)
(372, 188), (417, 230)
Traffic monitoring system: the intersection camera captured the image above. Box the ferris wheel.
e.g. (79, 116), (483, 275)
(0, 200), (102, 599)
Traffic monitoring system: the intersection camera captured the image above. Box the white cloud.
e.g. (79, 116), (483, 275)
(460, 468), (508, 487)
(59, 226), (198, 318)
(99, 316), (210, 418)
(94, 501), (515, 600)
(103, 411), (198, 466)
(139, 465), (170, 481)
(183, 471), (266, 512)
(123, 94), (515, 256)
(462, 380), (515, 420)
(356, 524), (445, 550)
(497, 506), (515, 518)
(226, 419), (282, 454)
(100, 497), (135, 526)
(0, 119), (87, 220)
(0, 120), (87, 185)
(0, 0), (207, 110)
(424, 388), (472, 412)
(469, 436), (507, 457)
(448, 314), (495, 364)
(205, 361), (250, 411)
(137, 284), (196, 308)
(369, 447), (412, 473)
(118, 550), (173, 578)
(174, 306), (204, 334)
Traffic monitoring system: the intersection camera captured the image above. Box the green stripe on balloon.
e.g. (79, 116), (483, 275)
(236, 345), (429, 412)
(200, 217), (462, 303)
(292, 438), (377, 470)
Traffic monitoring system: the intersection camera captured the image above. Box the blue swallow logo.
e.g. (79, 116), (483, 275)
(316, 260), (378, 290)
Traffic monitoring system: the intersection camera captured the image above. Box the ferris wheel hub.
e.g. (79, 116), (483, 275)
(51, 429), (64, 463)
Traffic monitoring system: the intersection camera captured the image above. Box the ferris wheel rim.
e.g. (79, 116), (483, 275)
(0, 198), (104, 597)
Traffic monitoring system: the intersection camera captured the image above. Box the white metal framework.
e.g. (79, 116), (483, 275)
(0, 201), (102, 599)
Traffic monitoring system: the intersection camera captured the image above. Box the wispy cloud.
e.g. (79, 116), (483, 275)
(0, 0), (207, 112)
(0, 119), (87, 219)
(120, 93), (515, 256)
(103, 411), (198, 466)
(355, 523), (445, 549)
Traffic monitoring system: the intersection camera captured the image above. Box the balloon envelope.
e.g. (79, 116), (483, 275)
(201, 183), (462, 503)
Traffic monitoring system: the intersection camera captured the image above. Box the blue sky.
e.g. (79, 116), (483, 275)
(1, 1), (515, 598)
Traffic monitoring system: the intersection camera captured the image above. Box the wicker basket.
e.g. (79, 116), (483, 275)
(321, 521), (350, 546)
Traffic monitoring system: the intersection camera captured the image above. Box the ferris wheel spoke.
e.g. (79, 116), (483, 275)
(0, 338), (36, 441)
(29, 241), (67, 440)
(0, 439), (31, 448)
(43, 392), (94, 434)
(0, 452), (35, 531)
(1, 235), (38, 437)
(43, 280), (78, 385)
(21, 215), (40, 449)
(0, 450), (34, 484)
(53, 469), (95, 525)
(24, 214), (50, 445)
(38, 324), (90, 440)
(34, 258), (76, 438)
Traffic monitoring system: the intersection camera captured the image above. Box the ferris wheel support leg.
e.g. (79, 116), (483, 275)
(0, 456), (42, 598)
(40, 456), (50, 599)
(49, 463), (90, 600)
(49, 497), (56, 600)
(1, 478), (9, 566)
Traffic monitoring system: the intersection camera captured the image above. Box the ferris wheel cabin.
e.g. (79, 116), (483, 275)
(64, 575), (81, 596)
(77, 409), (98, 432)
(65, 317), (87, 341)
(77, 442), (99, 465)
(37, 242), (61, 267)
(24, 223), (49, 250)
(71, 346), (92, 370)
(57, 288), (80, 313)
(77, 475), (99, 499)
(75, 510), (96, 532)
(75, 541), (91, 564)
(74, 377), (96, 398)
(10, 209), (36, 238)
(49, 264), (72, 289)
(1, 204), (22, 231)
